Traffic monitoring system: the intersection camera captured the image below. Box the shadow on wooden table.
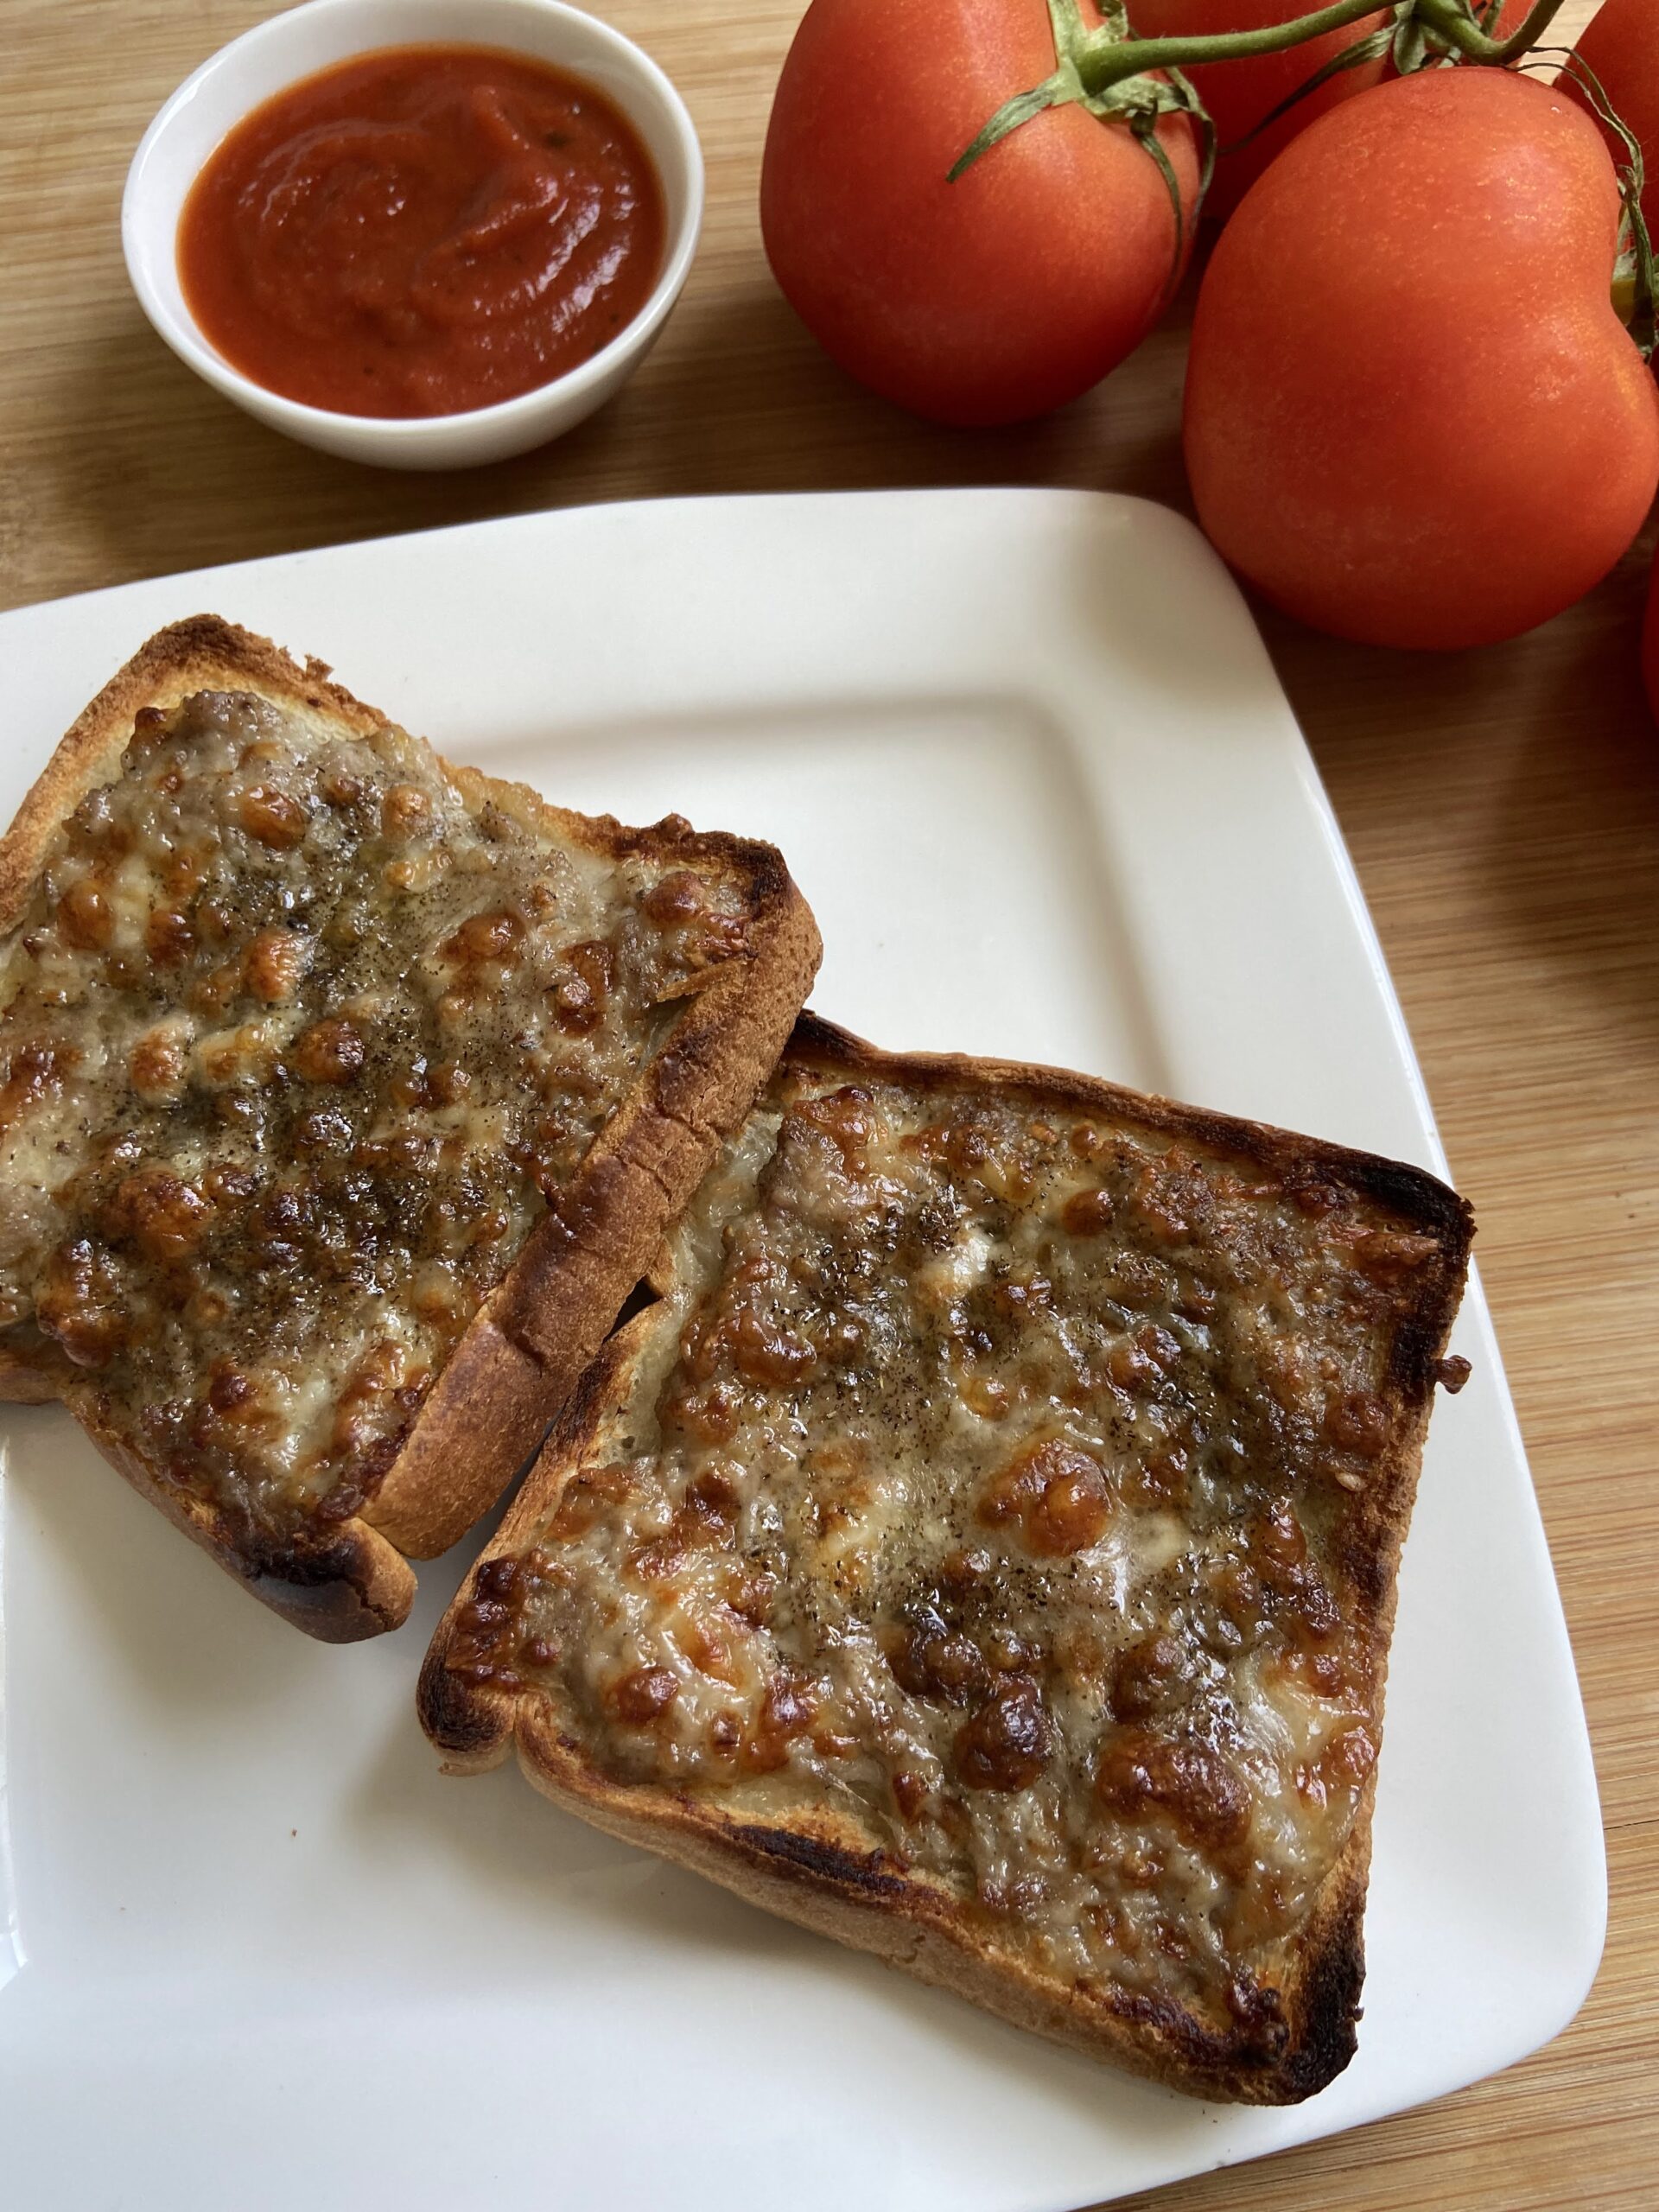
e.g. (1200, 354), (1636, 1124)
(32, 306), (582, 590)
(1255, 534), (1659, 1061)
(16, 279), (1196, 612)
(1478, 558), (1659, 1059)
(575, 279), (1188, 508)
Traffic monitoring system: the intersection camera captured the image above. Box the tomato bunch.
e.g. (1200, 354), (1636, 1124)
(760, 0), (1659, 661)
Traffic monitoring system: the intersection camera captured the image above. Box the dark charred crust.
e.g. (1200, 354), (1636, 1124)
(1338, 1519), (1396, 1619)
(236, 1518), (412, 1637)
(1275, 1907), (1365, 2101)
(1386, 1300), (1459, 1402)
(234, 1522), (377, 1591)
(1101, 1985), (1271, 2081)
(1336, 1154), (1475, 1248)
(724, 840), (790, 914)
(788, 1010), (867, 1066)
(245, 1560), (405, 1641)
(728, 1822), (909, 1897)
(416, 1634), (514, 1756)
(1100, 1953), (1357, 2104)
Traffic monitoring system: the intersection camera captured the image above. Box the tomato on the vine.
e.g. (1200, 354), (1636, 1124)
(1130, 0), (1534, 223)
(1183, 68), (1659, 651)
(1128, 0), (1389, 220)
(760, 0), (1200, 427)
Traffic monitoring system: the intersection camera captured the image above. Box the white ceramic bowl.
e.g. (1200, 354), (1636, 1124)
(123, 0), (703, 468)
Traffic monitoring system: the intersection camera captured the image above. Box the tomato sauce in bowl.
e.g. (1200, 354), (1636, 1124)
(177, 45), (666, 419)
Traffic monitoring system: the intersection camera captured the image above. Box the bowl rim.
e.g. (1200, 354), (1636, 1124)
(121, 0), (705, 443)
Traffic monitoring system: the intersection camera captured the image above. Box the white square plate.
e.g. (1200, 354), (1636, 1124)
(0, 491), (1602, 2211)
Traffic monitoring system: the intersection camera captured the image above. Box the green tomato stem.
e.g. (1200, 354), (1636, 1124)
(1062, 0), (1571, 97)
(1425, 0), (1575, 65)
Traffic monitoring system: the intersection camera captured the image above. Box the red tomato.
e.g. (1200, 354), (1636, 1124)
(1568, 0), (1659, 225)
(760, 0), (1200, 426)
(1128, 0), (1389, 221)
(1184, 68), (1659, 651)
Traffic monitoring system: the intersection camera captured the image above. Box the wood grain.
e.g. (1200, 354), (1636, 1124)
(2, 3), (1653, 2206)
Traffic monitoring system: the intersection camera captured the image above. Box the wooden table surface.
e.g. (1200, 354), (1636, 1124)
(4, 1), (1654, 2204)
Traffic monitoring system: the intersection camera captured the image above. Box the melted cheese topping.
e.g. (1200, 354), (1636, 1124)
(0, 689), (749, 1557)
(451, 1066), (1459, 2033)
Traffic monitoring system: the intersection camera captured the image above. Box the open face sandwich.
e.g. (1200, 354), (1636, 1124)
(0, 620), (820, 1639)
(423, 1014), (1473, 2102)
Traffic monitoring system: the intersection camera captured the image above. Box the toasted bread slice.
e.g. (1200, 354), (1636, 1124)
(423, 1014), (1472, 2101)
(0, 620), (819, 1640)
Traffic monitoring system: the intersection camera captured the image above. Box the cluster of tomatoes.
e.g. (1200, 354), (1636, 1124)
(760, 0), (1659, 675)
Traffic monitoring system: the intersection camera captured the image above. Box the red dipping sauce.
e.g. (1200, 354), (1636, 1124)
(178, 46), (667, 418)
